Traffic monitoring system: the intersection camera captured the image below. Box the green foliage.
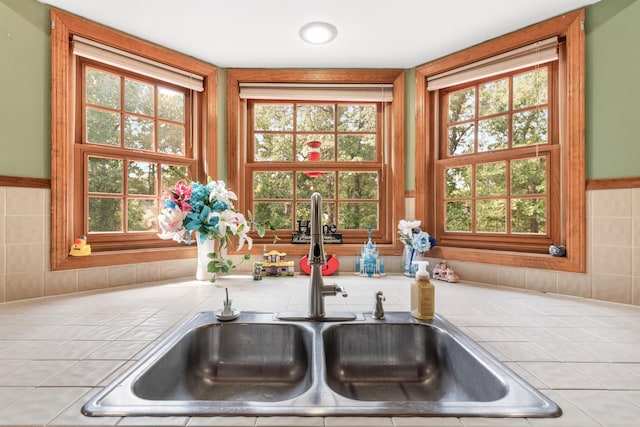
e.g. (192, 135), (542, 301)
(83, 65), (189, 236)
(125, 79), (154, 116)
(476, 199), (506, 233)
(88, 197), (122, 232)
(445, 166), (471, 198)
(158, 87), (185, 122)
(86, 108), (120, 146)
(443, 68), (551, 236)
(250, 102), (382, 232)
(206, 252), (252, 283)
(255, 134), (294, 161)
(479, 78), (508, 116)
(247, 210), (280, 244)
(297, 104), (334, 131)
(254, 103), (293, 131)
(448, 123), (474, 155)
(513, 109), (548, 146)
(478, 116), (508, 152)
(445, 201), (471, 232)
(511, 157), (546, 195)
(86, 67), (120, 109)
(476, 162), (506, 196)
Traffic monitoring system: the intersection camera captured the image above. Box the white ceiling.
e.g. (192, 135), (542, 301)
(40, 0), (600, 69)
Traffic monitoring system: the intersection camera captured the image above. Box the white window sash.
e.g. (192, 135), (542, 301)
(239, 83), (393, 102)
(73, 35), (204, 92)
(427, 37), (558, 91)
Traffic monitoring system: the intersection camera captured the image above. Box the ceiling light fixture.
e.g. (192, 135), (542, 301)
(299, 21), (338, 45)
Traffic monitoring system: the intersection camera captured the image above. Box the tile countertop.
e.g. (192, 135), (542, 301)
(0, 274), (639, 427)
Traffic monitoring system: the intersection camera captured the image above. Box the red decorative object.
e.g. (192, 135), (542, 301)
(303, 140), (325, 178)
(299, 254), (339, 276)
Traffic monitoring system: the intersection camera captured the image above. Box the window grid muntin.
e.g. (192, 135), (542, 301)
(248, 100), (384, 237)
(444, 65), (551, 159)
(438, 63), (557, 247)
(442, 153), (550, 236)
(82, 63), (189, 156)
(79, 60), (194, 242)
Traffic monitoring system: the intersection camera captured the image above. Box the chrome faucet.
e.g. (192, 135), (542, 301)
(307, 192), (348, 320)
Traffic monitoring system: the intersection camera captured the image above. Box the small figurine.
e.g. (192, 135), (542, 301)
(262, 250), (294, 277)
(355, 229), (385, 277)
(443, 268), (459, 283)
(69, 235), (91, 256)
(253, 262), (263, 280)
(432, 260), (448, 280)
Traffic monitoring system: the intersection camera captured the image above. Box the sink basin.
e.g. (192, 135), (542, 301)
(323, 323), (507, 402)
(134, 323), (312, 402)
(83, 311), (561, 418)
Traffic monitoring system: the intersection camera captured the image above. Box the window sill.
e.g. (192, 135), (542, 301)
(51, 246), (196, 271)
(429, 245), (585, 273)
(234, 242), (403, 257)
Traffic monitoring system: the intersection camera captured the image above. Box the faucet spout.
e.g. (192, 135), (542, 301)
(306, 192), (351, 320)
(308, 192), (326, 266)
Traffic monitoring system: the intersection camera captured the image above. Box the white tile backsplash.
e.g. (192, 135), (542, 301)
(1, 185), (640, 306)
(5, 187), (44, 216)
(592, 188), (632, 218)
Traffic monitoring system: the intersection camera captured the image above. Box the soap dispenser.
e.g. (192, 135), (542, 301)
(410, 261), (435, 320)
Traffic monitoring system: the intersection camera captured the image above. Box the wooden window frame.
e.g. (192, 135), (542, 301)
(415, 9), (586, 272)
(247, 100), (386, 243)
(227, 69), (406, 256)
(436, 64), (560, 252)
(76, 60), (196, 250)
(50, 9), (218, 271)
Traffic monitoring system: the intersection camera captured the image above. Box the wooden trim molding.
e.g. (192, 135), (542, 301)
(0, 176), (50, 189)
(586, 176), (640, 190)
(49, 9), (217, 271)
(226, 68), (406, 253)
(414, 9), (586, 273)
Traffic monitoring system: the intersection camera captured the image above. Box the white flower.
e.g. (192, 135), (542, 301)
(157, 207), (188, 243)
(398, 219), (421, 236)
(208, 180), (238, 208)
(208, 209), (253, 251)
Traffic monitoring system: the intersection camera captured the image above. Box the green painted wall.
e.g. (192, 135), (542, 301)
(585, 0), (640, 179)
(404, 68), (416, 191)
(1, 0), (638, 181)
(216, 68), (228, 181)
(0, 0), (50, 178)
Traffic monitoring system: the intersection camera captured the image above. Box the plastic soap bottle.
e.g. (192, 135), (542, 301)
(410, 261), (435, 320)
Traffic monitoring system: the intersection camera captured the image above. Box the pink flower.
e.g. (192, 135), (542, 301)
(172, 182), (192, 212)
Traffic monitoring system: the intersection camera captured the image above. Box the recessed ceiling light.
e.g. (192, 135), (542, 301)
(299, 21), (338, 45)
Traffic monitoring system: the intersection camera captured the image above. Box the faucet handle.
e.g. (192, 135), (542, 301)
(322, 283), (348, 297)
(373, 290), (385, 320)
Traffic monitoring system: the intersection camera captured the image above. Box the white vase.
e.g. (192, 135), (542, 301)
(195, 232), (216, 281)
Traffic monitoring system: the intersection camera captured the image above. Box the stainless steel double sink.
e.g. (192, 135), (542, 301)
(82, 311), (561, 418)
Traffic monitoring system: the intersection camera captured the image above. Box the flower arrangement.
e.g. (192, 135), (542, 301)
(158, 178), (276, 281)
(398, 219), (436, 252)
(398, 219), (436, 276)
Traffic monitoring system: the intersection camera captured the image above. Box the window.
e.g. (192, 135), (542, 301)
(50, 10), (218, 270)
(248, 101), (383, 238)
(415, 9), (586, 272)
(437, 64), (559, 252)
(78, 62), (193, 248)
(227, 70), (405, 254)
